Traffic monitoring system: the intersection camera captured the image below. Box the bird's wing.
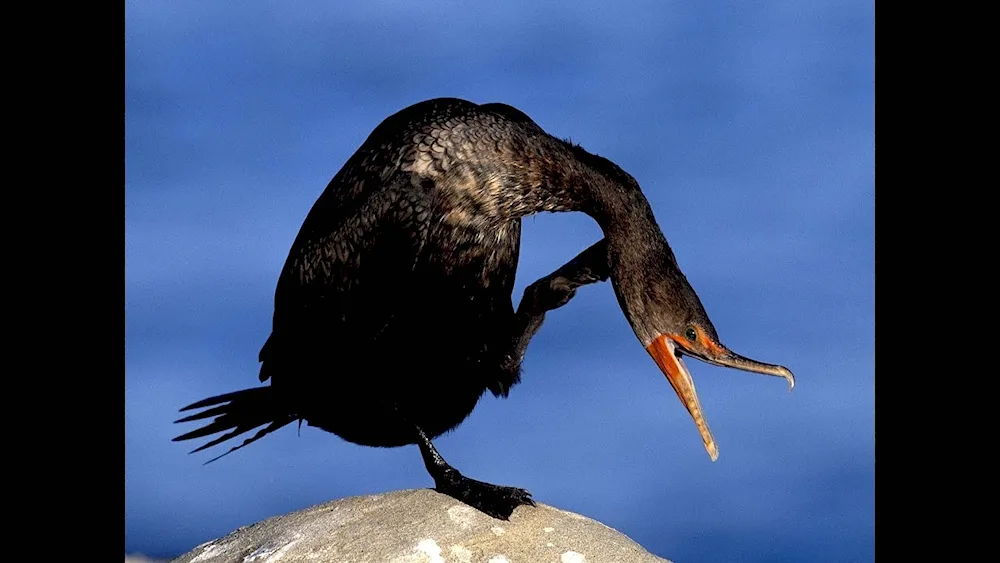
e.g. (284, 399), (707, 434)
(258, 171), (431, 380)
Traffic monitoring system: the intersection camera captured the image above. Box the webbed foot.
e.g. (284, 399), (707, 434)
(433, 467), (536, 520)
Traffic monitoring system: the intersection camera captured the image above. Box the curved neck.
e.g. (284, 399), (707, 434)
(509, 136), (669, 258)
(399, 112), (670, 262)
(477, 134), (656, 230)
(507, 137), (686, 346)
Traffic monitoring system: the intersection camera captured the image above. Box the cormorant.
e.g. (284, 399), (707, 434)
(174, 97), (794, 520)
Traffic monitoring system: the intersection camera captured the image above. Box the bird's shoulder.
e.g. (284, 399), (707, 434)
(282, 171), (431, 289)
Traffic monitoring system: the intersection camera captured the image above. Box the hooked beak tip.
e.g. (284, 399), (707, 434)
(785, 370), (795, 392)
(774, 365), (795, 392)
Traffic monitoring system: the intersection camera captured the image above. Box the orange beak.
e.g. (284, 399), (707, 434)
(646, 334), (719, 461)
(646, 332), (795, 461)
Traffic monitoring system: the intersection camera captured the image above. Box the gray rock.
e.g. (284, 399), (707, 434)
(170, 489), (670, 563)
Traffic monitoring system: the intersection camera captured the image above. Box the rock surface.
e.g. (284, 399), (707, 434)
(170, 489), (670, 563)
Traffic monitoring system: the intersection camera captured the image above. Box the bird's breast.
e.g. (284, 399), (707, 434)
(424, 211), (521, 292)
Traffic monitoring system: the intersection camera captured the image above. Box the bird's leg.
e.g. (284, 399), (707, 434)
(413, 424), (535, 520)
(519, 238), (610, 316)
(497, 239), (610, 388)
(414, 239), (609, 518)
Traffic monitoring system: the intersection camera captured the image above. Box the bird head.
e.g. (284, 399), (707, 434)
(607, 240), (794, 461)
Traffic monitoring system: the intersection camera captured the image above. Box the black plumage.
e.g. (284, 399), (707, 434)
(175, 97), (794, 519)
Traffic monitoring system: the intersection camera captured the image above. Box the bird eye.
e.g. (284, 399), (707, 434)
(685, 327), (698, 342)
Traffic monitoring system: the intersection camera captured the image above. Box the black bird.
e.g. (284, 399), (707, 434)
(174, 97), (794, 520)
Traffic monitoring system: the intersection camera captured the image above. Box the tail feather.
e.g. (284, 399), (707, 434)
(201, 420), (295, 464)
(179, 387), (271, 412)
(174, 403), (230, 424)
(174, 414), (247, 443)
(189, 422), (260, 453)
(173, 387), (295, 464)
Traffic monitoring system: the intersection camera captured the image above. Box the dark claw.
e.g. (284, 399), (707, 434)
(433, 468), (536, 520)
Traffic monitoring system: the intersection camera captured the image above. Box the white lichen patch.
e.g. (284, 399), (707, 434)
(241, 537), (302, 562)
(543, 527), (555, 533)
(191, 541), (232, 563)
(242, 544), (276, 562)
(264, 540), (300, 562)
(416, 539), (445, 563)
(561, 551), (587, 563)
(392, 539), (446, 563)
(487, 556), (511, 563)
(450, 544), (473, 563)
(491, 526), (505, 536)
(447, 504), (477, 529)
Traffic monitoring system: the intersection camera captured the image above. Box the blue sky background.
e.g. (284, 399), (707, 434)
(125, 1), (873, 561)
